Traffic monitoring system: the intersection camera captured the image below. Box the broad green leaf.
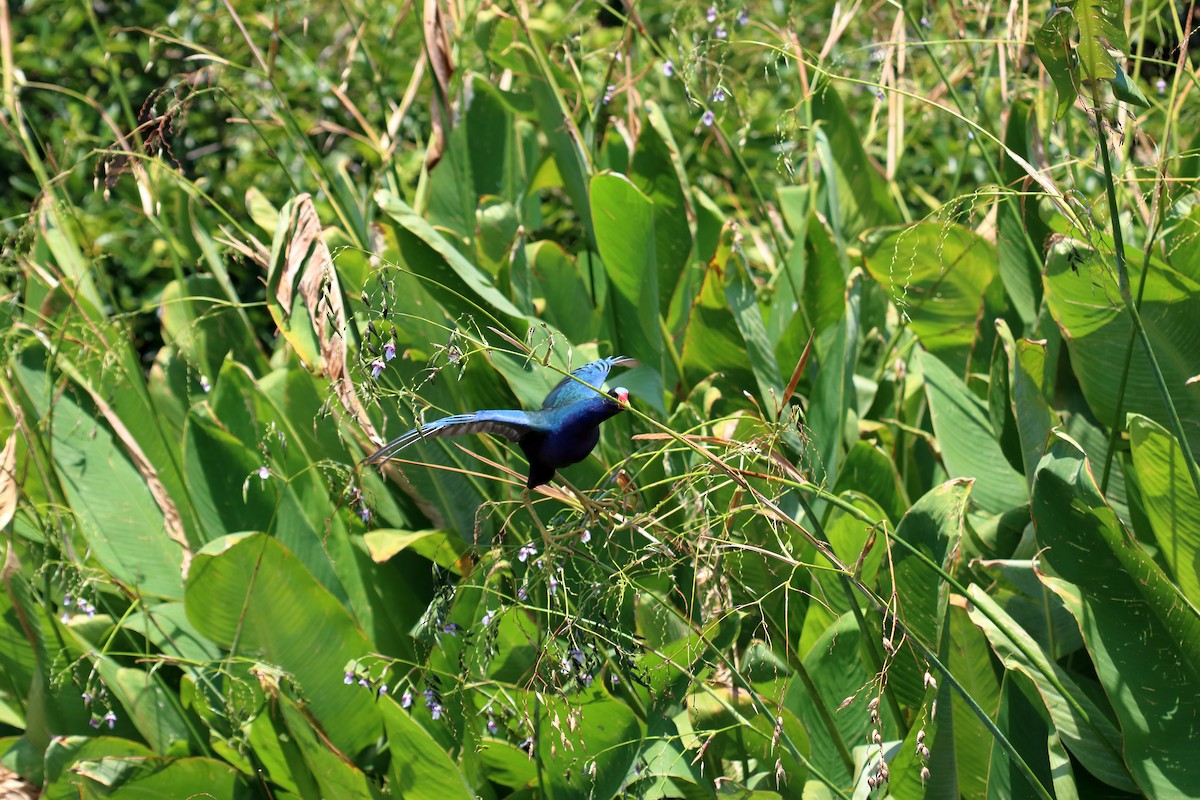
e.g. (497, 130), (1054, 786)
(631, 101), (693, 313)
(786, 613), (879, 787)
(531, 77), (595, 244)
(1031, 433), (1200, 795)
(275, 689), (385, 800)
(92, 659), (193, 755)
(530, 241), (602, 343)
(988, 333), (1024, 475)
(726, 253), (783, 420)
(205, 361), (376, 622)
(183, 408), (278, 541)
(1128, 414), (1200, 609)
(590, 172), (662, 366)
(1033, 9), (1079, 120)
(996, 102), (1048, 328)
(863, 223), (998, 376)
(36, 203), (102, 311)
(966, 587), (1134, 791)
(810, 77), (901, 238)
(948, 605), (1000, 800)
(1162, 195), (1200, 282)
(917, 350), (1028, 514)
(680, 230), (760, 408)
(476, 738), (536, 789)
(806, 269), (861, 484)
(1043, 238), (1200, 455)
(1005, 331), (1060, 493)
(161, 276), (268, 390)
(15, 348), (183, 600)
(885, 479), (968, 711)
(988, 673), (1055, 799)
(363, 529), (470, 573)
(380, 697), (474, 800)
(376, 189), (526, 326)
(475, 198), (519, 276)
(833, 443), (908, 525)
(44, 737), (246, 800)
(245, 185), (279, 235)
(800, 210), (846, 338)
(185, 534), (382, 757)
(121, 602), (221, 669)
(1070, 0), (1127, 84)
(525, 686), (641, 800)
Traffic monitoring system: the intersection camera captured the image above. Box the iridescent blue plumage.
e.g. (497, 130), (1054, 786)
(366, 357), (636, 488)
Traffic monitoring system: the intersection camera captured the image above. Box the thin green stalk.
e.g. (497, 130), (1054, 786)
(1092, 105), (1200, 501)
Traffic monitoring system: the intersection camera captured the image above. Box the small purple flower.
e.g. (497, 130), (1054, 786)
(701, 110), (715, 127)
(423, 689), (435, 704)
(1156, 78), (1167, 95)
(85, 603), (95, 618)
(663, 60), (674, 77)
(706, 5), (717, 23)
(967, 130), (975, 140)
(358, 678), (369, 688)
(548, 576), (559, 595)
(89, 718), (99, 728)
(200, 375), (211, 393)
(383, 341), (396, 361)
(518, 543), (536, 563)
(712, 87), (726, 103)
(517, 586), (528, 601)
(481, 609), (495, 627)
(401, 690), (413, 708)
(610, 673), (620, 685)
(737, 8), (748, 25)
(60, 612), (70, 624)
(875, 88), (885, 102)
(344, 672), (354, 685)
(64, 595), (73, 607)
(580, 529), (592, 544)
(920, 16), (930, 28)
(378, 684), (388, 696)
(370, 360), (386, 379)
(258, 466), (270, 480)
(715, 24), (727, 39)
(103, 710), (117, 729)
(487, 717), (498, 734)
(602, 84), (616, 104)
(582, 673), (594, 687)
(442, 622), (460, 636)
(82, 692), (92, 705)
(357, 505), (371, 523)
(430, 703), (443, 720)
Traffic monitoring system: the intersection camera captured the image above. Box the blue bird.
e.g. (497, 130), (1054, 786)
(366, 356), (636, 488)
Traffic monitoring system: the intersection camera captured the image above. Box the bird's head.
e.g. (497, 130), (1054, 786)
(608, 386), (630, 406)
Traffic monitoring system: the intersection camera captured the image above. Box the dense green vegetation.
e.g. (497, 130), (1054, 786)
(2, 0), (1199, 797)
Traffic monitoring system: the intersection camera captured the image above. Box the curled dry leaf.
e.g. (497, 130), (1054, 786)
(0, 433), (15, 532)
(423, 0), (454, 170)
(270, 194), (380, 445)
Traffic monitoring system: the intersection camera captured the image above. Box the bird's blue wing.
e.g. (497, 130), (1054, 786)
(541, 356), (638, 409)
(365, 409), (545, 464)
